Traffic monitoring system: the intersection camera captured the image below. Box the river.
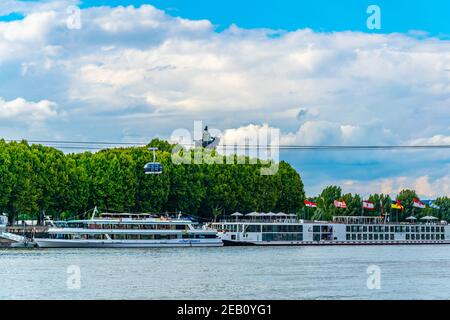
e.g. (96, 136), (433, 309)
(1, 245), (449, 299)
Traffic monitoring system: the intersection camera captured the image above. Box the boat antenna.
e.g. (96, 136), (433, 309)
(91, 206), (98, 220)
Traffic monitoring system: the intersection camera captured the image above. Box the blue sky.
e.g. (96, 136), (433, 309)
(81, 0), (449, 36)
(3, 0), (450, 36)
(0, 0), (449, 197)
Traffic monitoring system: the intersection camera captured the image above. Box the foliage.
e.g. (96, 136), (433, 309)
(0, 140), (306, 221)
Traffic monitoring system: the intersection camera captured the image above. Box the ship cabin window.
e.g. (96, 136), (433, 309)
(369, 234), (373, 240)
(351, 234), (356, 240)
(346, 234), (350, 240)
(262, 225), (303, 233)
(346, 226), (350, 232)
(369, 226), (373, 232)
(245, 225), (261, 233)
(390, 234), (394, 240)
(385, 226), (389, 232)
(313, 226), (320, 232)
(363, 226), (367, 232)
(363, 234), (367, 240)
(426, 227), (430, 232)
(374, 234), (378, 240)
(175, 224), (187, 230)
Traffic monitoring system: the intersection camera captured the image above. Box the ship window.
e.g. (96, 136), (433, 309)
(357, 234), (362, 240)
(406, 227), (410, 232)
(421, 234), (425, 240)
(369, 234), (373, 240)
(176, 224), (186, 230)
(406, 234), (410, 240)
(351, 234), (356, 240)
(346, 226), (350, 232)
(374, 234), (378, 240)
(246, 225), (261, 233)
(346, 234), (350, 240)
(426, 227), (430, 232)
(379, 234), (384, 240)
(369, 226), (373, 232)
(384, 226), (389, 232)
(426, 234), (430, 240)
(411, 234), (415, 240)
(363, 226), (367, 232)
(441, 234), (445, 240)
(313, 226), (320, 232)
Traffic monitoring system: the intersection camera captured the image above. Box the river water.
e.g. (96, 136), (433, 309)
(1, 245), (449, 299)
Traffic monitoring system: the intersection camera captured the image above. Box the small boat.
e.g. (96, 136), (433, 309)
(34, 211), (223, 248)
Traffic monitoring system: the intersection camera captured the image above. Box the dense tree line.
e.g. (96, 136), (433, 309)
(0, 139), (305, 223)
(1, 139), (449, 224)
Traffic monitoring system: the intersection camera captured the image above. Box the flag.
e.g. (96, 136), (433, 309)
(391, 200), (404, 210)
(423, 200), (440, 209)
(363, 200), (375, 210)
(431, 203), (441, 210)
(334, 200), (347, 209)
(304, 200), (317, 208)
(413, 198), (425, 209)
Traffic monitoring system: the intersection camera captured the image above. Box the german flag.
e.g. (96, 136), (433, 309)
(391, 200), (404, 210)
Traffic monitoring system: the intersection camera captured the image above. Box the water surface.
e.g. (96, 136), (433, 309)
(1, 245), (449, 299)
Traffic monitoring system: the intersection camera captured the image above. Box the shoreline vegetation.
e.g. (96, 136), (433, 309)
(0, 139), (449, 224)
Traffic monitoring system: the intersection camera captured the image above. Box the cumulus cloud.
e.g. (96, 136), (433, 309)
(0, 97), (58, 121)
(314, 174), (450, 199)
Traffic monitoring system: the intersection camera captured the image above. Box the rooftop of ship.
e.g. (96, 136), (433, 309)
(56, 212), (197, 224)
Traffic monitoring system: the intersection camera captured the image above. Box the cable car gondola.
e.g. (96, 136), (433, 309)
(144, 147), (163, 174)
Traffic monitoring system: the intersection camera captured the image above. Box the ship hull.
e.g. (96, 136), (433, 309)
(35, 238), (223, 248)
(222, 239), (450, 246)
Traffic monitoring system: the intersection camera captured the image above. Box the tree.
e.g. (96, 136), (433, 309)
(396, 189), (419, 221)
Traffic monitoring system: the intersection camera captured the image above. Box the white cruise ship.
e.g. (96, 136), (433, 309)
(209, 214), (450, 246)
(34, 212), (223, 248)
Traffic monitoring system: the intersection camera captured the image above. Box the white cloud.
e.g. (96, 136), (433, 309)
(409, 135), (450, 145)
(0, 97), (58, 121)
(308, 174), (450, 199)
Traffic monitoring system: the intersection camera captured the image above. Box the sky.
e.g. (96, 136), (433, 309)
(0, 0), (449, 198)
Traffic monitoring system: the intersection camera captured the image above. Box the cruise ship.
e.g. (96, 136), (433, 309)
(34, 211), (223, 248)
(208, 213), (450, 246)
